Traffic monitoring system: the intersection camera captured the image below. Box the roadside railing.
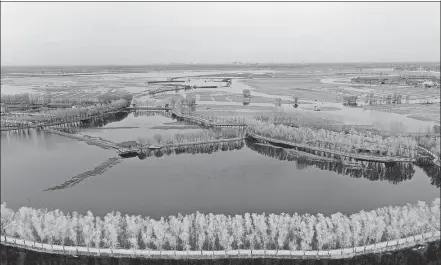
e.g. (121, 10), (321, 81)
(1, 231), (439, 260)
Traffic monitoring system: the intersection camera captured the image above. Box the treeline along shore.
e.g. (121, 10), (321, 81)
(1, 99), (130, 131)
(1, 199), (439, 259)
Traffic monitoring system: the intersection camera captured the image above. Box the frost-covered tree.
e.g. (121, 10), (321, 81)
(315, 214), (325, 251)
(350, 214), (362, 249)
(330, 213), (344, 249)
(80, 211), (95, 252)
(299, 220), (309, 253)
(54, 210), (68, 248)
(141, 217), (154, 254)
(31, 208), (46, 247)
(277, 214), (289, 253)
(251, 213), (263, 251)
(206, 213), (217, 252)
(217, 215), (230, 253)
(287, 213), (301, 252)
(385, 208), (401, 244)
(152, 217), (167, 254)
(324, 216), (335, 251)
(43, 211), (57, 249)
(0, 203), (15, 241)
(232, 215), (244, 253)
(125, 215), (142, 251)
(168, 215), (181, 255)
(103, 212), (120, 252)
(429, 198), (441, 234)
(268, 213), (279, 251)
(372, 217), (386, 247)
(305, 215), (316, 251)
(179, 215), (191, 253)
(16, 207), (34, 245)
(69, 212), (80, 248)
(195, 212), (207, 253)
(255, 214), (269, 254)
(243, 213), (254, 253)
(93, 216), (103, 253)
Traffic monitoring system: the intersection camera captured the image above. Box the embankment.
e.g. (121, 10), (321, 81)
(1, 232), (439, 260)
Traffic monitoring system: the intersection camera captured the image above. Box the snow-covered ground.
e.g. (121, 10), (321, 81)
(1, 231), (439, 259)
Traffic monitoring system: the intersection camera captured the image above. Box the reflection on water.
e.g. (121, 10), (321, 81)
(1, 108), (440, 219)
(138, 140), (245, 159)
(417, 165), (441, 188)
(133, 110), (172, 118)
(59, 111), (130, 130)
(1, 242), (440, 265)
(246, 139), (416, 185)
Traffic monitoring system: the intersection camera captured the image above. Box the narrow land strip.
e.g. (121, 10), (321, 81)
(1, 231), (439, 260)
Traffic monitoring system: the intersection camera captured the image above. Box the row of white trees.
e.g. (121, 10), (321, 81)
(137, 130), (241, 147)
(1, 99), (129, 125)
(139, 140), (245, 158)
(1, 199), (439, 253)
(247, 120), (419, 158)
(417, 136), (441, 158)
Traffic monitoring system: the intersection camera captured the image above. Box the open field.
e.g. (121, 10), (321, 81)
(362, 104), (441, 124)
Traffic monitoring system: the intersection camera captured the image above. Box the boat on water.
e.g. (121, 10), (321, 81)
(117, 141), (141, 158)
(118, 149), (139, 158)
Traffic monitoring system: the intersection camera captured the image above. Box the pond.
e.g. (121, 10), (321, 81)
(1, 113), (439, 219)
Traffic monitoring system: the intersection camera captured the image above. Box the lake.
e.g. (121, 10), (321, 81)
(1, 112), (439, 219)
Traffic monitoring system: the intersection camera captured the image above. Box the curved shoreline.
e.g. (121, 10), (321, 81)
(1, 231), (439, 260)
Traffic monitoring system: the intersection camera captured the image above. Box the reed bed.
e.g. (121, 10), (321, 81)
(247, 120), (418, 158)
(1, 199), (439, 253)
(43, 129), (118, 150)
(44, 157), (123, 191)
(137, 130), (242, 147)
(255, 111), (343, 129)
(193, 114), (248, 125)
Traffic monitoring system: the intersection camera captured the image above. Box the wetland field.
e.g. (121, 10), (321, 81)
(1, 63), (440, 264)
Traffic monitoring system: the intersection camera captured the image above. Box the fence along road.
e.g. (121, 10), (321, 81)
(1, 231), (439, 260)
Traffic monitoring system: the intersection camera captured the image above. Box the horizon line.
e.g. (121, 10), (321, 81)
(2, 61), (440, 68)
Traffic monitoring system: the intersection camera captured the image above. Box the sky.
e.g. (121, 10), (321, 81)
(1, 2), (440, 66)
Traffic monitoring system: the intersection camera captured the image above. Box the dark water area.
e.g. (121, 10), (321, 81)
(1, 112), (440, 219)
(2, 241), (441, 265)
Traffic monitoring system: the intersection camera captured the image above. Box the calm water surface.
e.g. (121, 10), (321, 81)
(1, 114), (439, 219)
